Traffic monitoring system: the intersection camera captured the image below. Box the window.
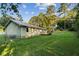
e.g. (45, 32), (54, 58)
(26, 28), (29, 32)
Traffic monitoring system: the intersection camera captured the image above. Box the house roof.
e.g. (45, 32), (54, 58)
(4, 18), (46, 30)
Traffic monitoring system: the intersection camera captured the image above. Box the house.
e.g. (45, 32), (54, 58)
(4, 18), (47, 38)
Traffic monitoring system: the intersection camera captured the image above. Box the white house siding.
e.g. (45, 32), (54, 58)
(41, 30), (47, 34)
(5, 22), (47, 38)
(25, 28), (46, 38)
(5, 22), (21, 38)
(20, 27), (26, 38)
(25, 28), (34, 37)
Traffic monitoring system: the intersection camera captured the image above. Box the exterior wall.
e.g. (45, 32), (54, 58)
(5, 22), (21, 38)
(40, 30), (47, 34)
(5, 22), (47, 38)
(25, 28), (41, 37)
(25, 28), (47, 38)
(20, 27), (26, 38)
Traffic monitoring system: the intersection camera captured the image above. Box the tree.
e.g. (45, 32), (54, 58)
(0, 4), (18, 15)
(58, 3), (69, 29)
(38, 13), (50, 28)
(46, 5), (58, 32)
(29, 13), (49, 28)
(29, 16), (41, 26)
(0, 3), (23, 27)
(74, 4), (79, 37)
(46, 5), (55, 15)
(58, 3), (69, 15)
(0, 3), (23, 21)
(0, 14), (12, 27)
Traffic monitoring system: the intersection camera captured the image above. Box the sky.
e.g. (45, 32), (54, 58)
(0, 3), (76, 23)
(17, 3), (60, 22)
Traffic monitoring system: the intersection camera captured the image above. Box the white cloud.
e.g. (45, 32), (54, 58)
(22, 4), (27, 8)
(42, 3), (56, 7)
(39, 7), (46, 10)
(25, 11), (35, 15)
(35, 3), (56, 7)
(31, 11), (34, 14)
(35, 3), (56, 11)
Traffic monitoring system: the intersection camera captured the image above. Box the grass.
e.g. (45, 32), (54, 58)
(0, 31), (79, 56)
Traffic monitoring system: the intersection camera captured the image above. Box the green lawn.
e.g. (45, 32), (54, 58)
(0, 31), (79, 56)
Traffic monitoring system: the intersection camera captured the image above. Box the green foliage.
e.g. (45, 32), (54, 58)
(57, 3), (71, 29)
(57, 3), (78, 31)
(46, 5), (55, 15)
(0, 14), (12, 27)
(0, 3), (23, 21)
(0, 3), (23, 27)
(29, 13), (51, 30)
(73, 4), (79, 37)
(38, 13), (50, 28)
(0, 3), (18, 14)
(29, 16), (40, 26)
(0, 25), (3, 29)
(57, 18), (75, 31)
(58, 3), (69, 13)
(57, 19), (64, 30)
(11, 4), (18, 12)
(74, 12), (79, 36)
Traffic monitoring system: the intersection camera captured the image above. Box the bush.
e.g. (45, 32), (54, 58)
(68, 26), (76, 31)
(57, 19), (75, 31)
